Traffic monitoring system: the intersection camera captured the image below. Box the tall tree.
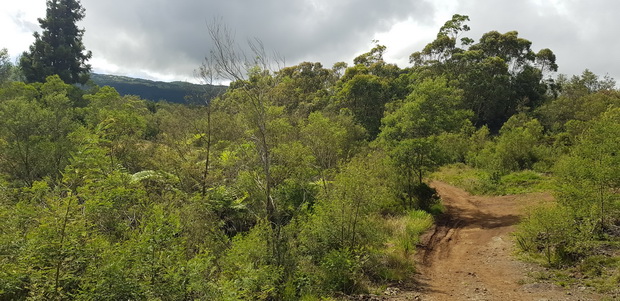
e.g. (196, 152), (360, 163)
(20, 0), (92, 84)
(0, 48), (13, 85)
(334, 44), (405, 139)
(380, 77), (472, 208)
(410, 14), (557, 131)
(201, 19), (286, 230)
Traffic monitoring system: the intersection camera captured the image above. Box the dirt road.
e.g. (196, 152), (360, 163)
(387, 181), (603, 301)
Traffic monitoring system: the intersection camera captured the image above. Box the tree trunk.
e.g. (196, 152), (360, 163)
(201, 105), (212, 197)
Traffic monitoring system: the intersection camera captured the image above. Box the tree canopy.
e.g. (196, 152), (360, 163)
(411, 14), (557, 131)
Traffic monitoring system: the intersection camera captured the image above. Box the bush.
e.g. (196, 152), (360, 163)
(411, 183), (439, 212)
(399, 210), (433, 256)
(320, 249), (363, 294)
(433, 164), (552, 196)
(218, 221), (283, 300)
(515, 204), (579, 266)
(374, 210), (433, 282)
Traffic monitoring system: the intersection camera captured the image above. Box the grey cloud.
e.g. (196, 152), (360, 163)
(12, 11), (40, 34)
(80, 0), (434, 80)
(68, 0), (620, 83)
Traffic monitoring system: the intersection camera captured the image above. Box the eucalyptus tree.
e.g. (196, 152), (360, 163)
(0, 48), (13, 85)
(410, 14), (557, 131)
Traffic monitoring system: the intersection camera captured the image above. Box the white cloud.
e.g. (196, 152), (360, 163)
(0, 1), (45, 60)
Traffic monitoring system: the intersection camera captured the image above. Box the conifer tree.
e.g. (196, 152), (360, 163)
(20, 0), (92, 84)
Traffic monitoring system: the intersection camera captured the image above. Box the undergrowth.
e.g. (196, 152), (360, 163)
(431, 163), (553, 195)
(372, 210), (434, 284)
(514, 198), (620, 295)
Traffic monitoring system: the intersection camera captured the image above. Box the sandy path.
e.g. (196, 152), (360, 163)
(386, 181), (603, 301)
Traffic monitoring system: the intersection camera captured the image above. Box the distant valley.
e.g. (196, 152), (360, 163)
(90, 73), (227, 104)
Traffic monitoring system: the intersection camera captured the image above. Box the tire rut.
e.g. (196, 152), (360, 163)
(383, 181), (604, 301)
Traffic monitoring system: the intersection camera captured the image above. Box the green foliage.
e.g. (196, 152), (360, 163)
(0, 76), (78, 185)
(22, 187), (89, 299)
(301, 111), (365, 174)
(219, 221), (283, 300)
(83, 86), (150, 171)
(410, 183), (440, 212)
(379, 77), (471, 209)
(515, 204), (580, 266)
(0, 48), (13, 85)
(130, 205), (189, 300)
(388, 210), (433, 259)
(536, 70), (620, 133)
(381, 77), (470, 141)
(336, 72), (387, 138)
(0, 98), (55, 185)
(575, 256), (620, 292)
(515, 107), (620, 292)
(468, 114), (549, 175)
(272, 62), (337, 116)
(320, 249), (363, 294)
(432, 164), (552, 196)
(300, 153), (390, 258)
(77, 241), (143, 300)
(411, 14), (556, 130)
(554, 107), (620, 233)
(295, 152), (397, 295)
(332, 43), (406, 140)
(498, 170), (553, 194)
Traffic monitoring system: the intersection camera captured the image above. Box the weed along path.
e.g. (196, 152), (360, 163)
(386, 181), (603, 301)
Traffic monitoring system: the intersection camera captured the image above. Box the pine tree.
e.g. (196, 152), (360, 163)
(20, 0), (92, 84)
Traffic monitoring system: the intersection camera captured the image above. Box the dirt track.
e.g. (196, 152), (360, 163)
(386, 181), (604, 301)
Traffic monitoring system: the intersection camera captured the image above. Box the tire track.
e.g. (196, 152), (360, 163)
(385, 181), (603, 301)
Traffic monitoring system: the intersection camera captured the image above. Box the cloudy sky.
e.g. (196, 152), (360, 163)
(1, 0), (618, 84)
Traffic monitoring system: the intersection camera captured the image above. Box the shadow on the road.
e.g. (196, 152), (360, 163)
(443, 203), (521, 229)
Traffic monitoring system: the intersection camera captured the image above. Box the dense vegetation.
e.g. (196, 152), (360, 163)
(1, 12), (618, 300)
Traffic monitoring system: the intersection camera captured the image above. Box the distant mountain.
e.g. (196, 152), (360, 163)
(90, 73), (227, 104)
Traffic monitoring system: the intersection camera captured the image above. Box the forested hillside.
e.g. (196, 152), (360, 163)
(89, 73), (227, 104)
(0, 14), (618, 300)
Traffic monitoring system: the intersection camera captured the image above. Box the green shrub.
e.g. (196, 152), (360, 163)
(499, 170), (553, 194)
(433, 164), (552, 196)
(218, 221), (283, 300)
(412, 183), (439, 212)
(515, 204), (579, 266)
(432, 163), (497, 195)
(320, 248), (363, 294)
(374, 210), (434, 282)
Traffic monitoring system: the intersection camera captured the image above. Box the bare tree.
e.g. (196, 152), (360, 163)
(199, 18), (284, 227)
(194, 54), (219, 197)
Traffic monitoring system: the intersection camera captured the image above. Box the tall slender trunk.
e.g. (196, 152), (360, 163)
(350, 196), (362, 250)
(201, 106), (212, 197)
(262, 134), (274, 226)
(599, 181), (605, 234)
